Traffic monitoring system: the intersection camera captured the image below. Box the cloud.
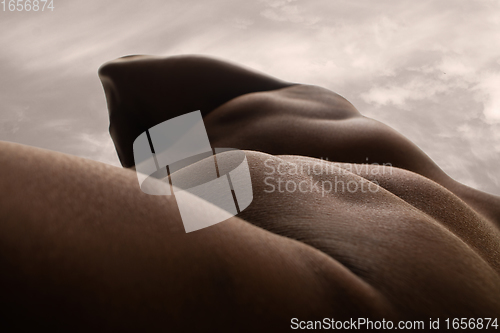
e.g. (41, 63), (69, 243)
(473, 72), (500, 122)
(71, 132), (121, 167)
(360, 76), (453, 108)
(259, 0), (297, 8)
(437, 57), (476, 78)
(225, 17), (254, 30)
(259, 0), (320, 25)
(0, 106), (28, 135)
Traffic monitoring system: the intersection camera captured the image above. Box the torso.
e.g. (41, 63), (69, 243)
(204, 84), (500, 226)
(234, 150), (500, 317)
(98, 55), (500, 317)
(205, 85), (447, 180)
(201, 83), (500, 316)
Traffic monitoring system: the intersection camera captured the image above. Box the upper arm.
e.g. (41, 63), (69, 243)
(98, 55), (295, 167)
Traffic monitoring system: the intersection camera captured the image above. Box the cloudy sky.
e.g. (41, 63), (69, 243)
(1, 0), (499, 195)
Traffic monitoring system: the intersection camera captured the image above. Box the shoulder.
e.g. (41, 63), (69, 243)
(98, 54), (295, 167)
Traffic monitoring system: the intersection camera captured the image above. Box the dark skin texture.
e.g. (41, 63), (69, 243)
(0, 55), (499, 331)
(99, 54), (500, 224)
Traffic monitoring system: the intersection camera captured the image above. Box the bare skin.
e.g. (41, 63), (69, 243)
(99, 54), (500, 225)
(0, 55), (499, 331)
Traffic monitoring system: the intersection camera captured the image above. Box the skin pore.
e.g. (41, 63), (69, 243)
(0, 55), (499, 331)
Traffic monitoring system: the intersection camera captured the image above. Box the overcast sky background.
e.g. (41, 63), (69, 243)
(1, 0), (499, 195)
